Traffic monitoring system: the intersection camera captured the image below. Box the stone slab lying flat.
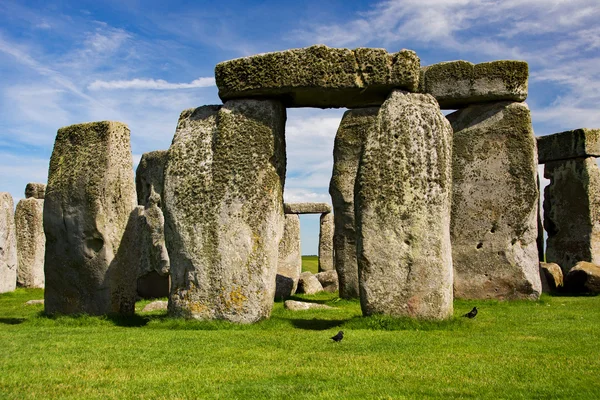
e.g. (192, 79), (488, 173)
(537, 129), (600, 164)
(284, 300), (334, 311)
(283, 202), (331, 214)
(419, 60), (528, 109)
(216, 45), (420, 108)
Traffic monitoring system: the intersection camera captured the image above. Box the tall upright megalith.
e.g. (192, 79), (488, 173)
(318, 212), (334, 272)
(330, 107), (379, 298)
(276, 214), (302, 299)
(356, 90), (453, 319)
(448, 102), (541, 300)
(0, 193), (17, 293)
(15, 183), (46, 288)
(164, 100), (286, 323)
(44, 121), (138, 315)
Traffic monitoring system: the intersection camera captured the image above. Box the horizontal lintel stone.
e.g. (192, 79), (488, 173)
(537, 128), (600, 164)
(284, 202), (332, 214)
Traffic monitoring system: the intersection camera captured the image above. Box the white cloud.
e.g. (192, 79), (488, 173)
(88, 77), (216, 90)
(283, 188), (331, 204)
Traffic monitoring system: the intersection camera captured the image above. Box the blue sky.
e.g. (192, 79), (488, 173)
(1, 0), (599, 254)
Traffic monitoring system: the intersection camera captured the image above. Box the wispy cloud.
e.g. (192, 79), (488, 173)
(88, 77), (215, 90)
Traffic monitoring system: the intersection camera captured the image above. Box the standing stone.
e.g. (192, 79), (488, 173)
(15, 193), (45, 288)
(44, 121), (138, 315)
(136, 150), (168, 206)
(448, 102), (540, 300)
(318, 212), (334, 272)
(25, 183), (46, 200)
(544, 157), (600, 271)
(164, 100), (286, 323)
(0, 193), (17, 293)
(539, 262), (563, 293)
(356, 90), (453, 319)
(330, 107), (379, 298)
(276, 214), (302, 299)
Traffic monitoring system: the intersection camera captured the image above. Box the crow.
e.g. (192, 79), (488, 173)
(330, 330), (344, 342)
(463, 307), (478, 318)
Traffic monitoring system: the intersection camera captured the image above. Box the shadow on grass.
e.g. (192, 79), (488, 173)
(286, 296), (330, 305)
(291, 318), (348, 330)
(0, 318), (26, 325)
(341, 315), (464, 331)
(106, 314), (150, 327)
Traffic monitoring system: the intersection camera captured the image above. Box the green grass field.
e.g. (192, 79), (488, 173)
(302, 255), (319, 273)
(1, 287), (600, 399)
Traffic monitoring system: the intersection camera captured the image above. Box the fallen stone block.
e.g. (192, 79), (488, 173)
(565, 261), (600, 294)
(24, 299), (44, 306)
(315, 270), (339, 293)
(539, 262), (563, 293)
(283, 203), (332, 214)
(537, 128), (600, 164)
(297, 272), (323, 295)
(284, 300), (334, 311)
(142, 300), (168, 312)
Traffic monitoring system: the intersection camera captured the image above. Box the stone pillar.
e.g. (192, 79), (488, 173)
(15, 183), (46, 288)
(276, 214), (301, 299)
(329, 107), (378, 298)
(318, 212), (334, 272)
(356, 90), (453, 319)
(164, 100), (286, 323)
(44, 121), (138, 315)
(537, 175), (545, 262)
(448, 101), (540, 300)
(0, 193), (17, 293)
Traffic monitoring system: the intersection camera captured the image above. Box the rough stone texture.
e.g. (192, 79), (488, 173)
(136, 150), (168, 206)
(565, 261), (600, 294)
(216, 45), (420, 108)
(356, 90), (454, 319)
(537, 129), (600, 164)
(315, 270), (339, 293)
(15, 197), (45, 288)
(419, 60), (528, 109)
(142, 300), (168, 312)
(283, 203), (332, 214)
(25, 299), (44, 306)
(43, 121), (138, 315)
(284, 300), (334, 311)
(543, 157), (600, 272)
(330, 107), (379, 299)
(25, 183), (46, 200)
(318, 212), (334, 272)
(539, 262), (563, 293)
(0, 193), (17, 293)
(537, 175), (545, 262)
(448, 101), (540, 300)
(164, 100), (286, 323)
(297, 272), (323, 294)
(275, 214), (301, 299)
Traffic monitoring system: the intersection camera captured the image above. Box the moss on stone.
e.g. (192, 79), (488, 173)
(537, 128), (600, 163)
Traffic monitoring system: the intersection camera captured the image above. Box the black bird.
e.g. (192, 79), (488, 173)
(463, 307), (478, 319)
(330, 330), (344, 342)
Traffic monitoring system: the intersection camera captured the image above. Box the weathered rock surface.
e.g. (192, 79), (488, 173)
(419, 60), (528, 109)
(0, 193), (17, 293)
(448, 101), (541, 300)
(330, 107), (379, 299)
(164, 100), (286, 323)
(544, 157), (600, 271)
(356, 90), (454, 319)
(539, 262), (563, 293)
(44, 121), (138, 315)
(537, 129), (600, 164)
(565, 261), (600, 294)
(15, 197), (45, 288)
(297, 272), (323, 295)
(142, 300), (168, 312)
(318, 212), (334, 272)
(216, 45), (420, 108)
(315, 270), (339, 293)
(276, 214), (302, 299)
(284, 300), (334, 311)
(136, 150), (168, 206)
(25, 299), (44, 306)
(283, 203), (332, 214)
(25, 183), (46, 200)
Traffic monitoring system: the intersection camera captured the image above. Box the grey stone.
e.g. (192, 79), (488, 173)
(276, 214), (302, 299)
(136, 150), (168, 206)
(15, 198), (45, 288)
(544, 157), (600, 271)
(142, 300), (168, 312)
(419, 60), (528, 109)
(0, 193), (17, 293)
(216, 45), (420, 108)
(356, 90), (454, 319)
(25, 183), (46, 200)
(139, 197), (170, 282)
(25, 299), (44, 305)
(284, 300), (334, 311)
(539, 262), (563, 293)
(43, 121), (138, 315)
(297, 272), (323, 295)
(315, 270), (338, 293)
(164, 100), (286, 323)
(283, 203), (332, 214)
(330, 107), (379, 299)
(565, 261), (600, 294)
(448, 101), (541, 300)
(537, 129), (600, 164)
(318, 212), (334, 272)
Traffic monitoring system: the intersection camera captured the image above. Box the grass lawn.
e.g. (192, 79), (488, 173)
(302, 255), (319, 273)
(1, 288), (600, 399)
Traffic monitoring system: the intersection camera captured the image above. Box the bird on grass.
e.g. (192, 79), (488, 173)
(330, 330), (344, 342)
(463, 307), (478, 319)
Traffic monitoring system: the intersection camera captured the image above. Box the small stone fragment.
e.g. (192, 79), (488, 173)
(318, 213), (334, 272)
(0, 193), (17, 293)
(297, 272), (323, 295)
(537, 129), (600, 164)
(25, 299), (44, 306)
(283, 203), (332, 214)
(565, 261), (600, 294)
(539, 262), (563, 293)
(315, 270), (339, 293)
(284, 300), (334, 311)
(142, 300), (168, 312)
